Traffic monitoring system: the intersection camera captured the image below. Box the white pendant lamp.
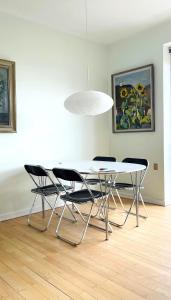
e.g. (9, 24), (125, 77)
(64, 0), (113, 116)
(64, 90), (113, 116)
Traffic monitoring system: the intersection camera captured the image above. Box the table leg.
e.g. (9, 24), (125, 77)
(105, 196), (109, 240)
(135, 172), (139, 227)
(104, 174), (110, 240)
(42, 197), (45, 218)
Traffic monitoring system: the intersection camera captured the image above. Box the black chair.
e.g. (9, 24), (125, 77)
(110, 157), (149, 226)
(52, 168), (109, 246)
(85, 156), (116, 185)
(24, 164), (73, 232)
(93, 156), (116, 162)
(84, 156), (123, 210)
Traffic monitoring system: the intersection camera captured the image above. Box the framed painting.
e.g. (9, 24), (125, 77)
(111, 64), (154, 133)
(0, 59), (16, 132)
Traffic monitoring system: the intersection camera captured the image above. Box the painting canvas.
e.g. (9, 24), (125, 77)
(0, 59), (16, 132)
(111, 64), (154, 133)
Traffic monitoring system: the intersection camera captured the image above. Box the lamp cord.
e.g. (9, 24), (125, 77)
(85, 0), (89, 89)
(85, 0), (88, 37)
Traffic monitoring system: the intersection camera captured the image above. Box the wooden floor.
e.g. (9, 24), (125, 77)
(0, 201), (171, 299)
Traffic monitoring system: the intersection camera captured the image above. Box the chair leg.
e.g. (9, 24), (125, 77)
(42, 197), (45, 218)
(72, 199), (113, 234)
(66, 204), (78, 221)
(77, 202), (94, 245)
(110, 190), (118, 209)
(92, 198), (105, 218)
(109, 198), (136, 227)
(115, 189), (125, 210)
(55, 201), (67, 236)
(91, 195), (112, 238)
(110, 191), (148, 227)
(55, 203), (78, 223)
(56, 202), (96, 246)
(46, 196), (59, 229)
(27, 194), (40, 228)
(72, 203), (86, 222)
(86, 194), (112, 233)
(125, 192), (148, 219)
(140, 193), (149, 217)
(28, 194), (59, 232)
(110, 189), (148, 227)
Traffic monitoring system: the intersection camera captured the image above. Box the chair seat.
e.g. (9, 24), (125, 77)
(85, 178), (106, 185)
(61, 189), (106, 203)
(31, 184), (72, 196)
(111, 182), (144, 190)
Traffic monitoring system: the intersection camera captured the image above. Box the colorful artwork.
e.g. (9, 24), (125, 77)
(0, 67), (9, 125)
(0, 59), (16, 132)
(111, 65), (154, 133)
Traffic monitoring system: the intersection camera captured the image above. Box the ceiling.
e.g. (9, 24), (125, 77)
(0, 0), (171, 44)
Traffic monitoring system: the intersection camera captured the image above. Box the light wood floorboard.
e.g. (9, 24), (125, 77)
(0, 200), (171, 299)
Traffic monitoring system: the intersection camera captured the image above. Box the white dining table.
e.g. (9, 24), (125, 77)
(45, 160), (145, 174)
(43, 160), (146, 233)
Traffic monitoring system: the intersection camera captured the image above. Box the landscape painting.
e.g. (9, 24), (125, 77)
(111, 64), (154, 133)
(0, 67), (9, 125)
(0, 59), (16, 132)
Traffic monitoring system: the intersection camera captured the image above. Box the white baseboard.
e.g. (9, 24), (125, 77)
(0, 200), (64, 222)
(113, 191), (164, 206)
(143, 198), (164, 206)
(0, 193), (164, 222)
(0, 207), (39, 221)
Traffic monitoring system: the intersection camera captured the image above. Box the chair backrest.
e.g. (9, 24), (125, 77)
(93, 156), (116, 162)
(122, 157), (148, 168)
(24, 164), (54, 189)
(53, 168), (83, 183)
(122, 158), (149, 186)
(24, 164), (48, 177)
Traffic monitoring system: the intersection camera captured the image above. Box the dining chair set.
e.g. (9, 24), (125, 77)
(24, 156), (149, 246)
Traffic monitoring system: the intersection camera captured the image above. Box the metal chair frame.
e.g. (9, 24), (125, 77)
(107, 158), (149, 227)
(84, 156), (125, 210)
(52, 168), (111, 246)
(25, 165), (74, 232)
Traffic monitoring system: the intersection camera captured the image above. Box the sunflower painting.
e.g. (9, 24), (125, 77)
(111, 64), (154, 133)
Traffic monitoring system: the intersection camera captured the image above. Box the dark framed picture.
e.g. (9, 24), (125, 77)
(0, 59), (16, 132)
(111, 64), (154, 133)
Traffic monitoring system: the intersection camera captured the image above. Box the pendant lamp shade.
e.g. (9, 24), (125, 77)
(64, 90), (113, 116)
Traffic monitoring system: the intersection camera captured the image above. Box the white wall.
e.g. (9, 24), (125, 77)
(0, 12), (110, 220)
(163, 42), (171, 205)
(1, 13), (171, 219)
(108, 20), (171, 205)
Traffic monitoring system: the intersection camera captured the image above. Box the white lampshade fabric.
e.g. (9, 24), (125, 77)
(64, 90), (113, 116)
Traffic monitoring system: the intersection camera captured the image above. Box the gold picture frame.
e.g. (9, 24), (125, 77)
(0, 59), (16, 132)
